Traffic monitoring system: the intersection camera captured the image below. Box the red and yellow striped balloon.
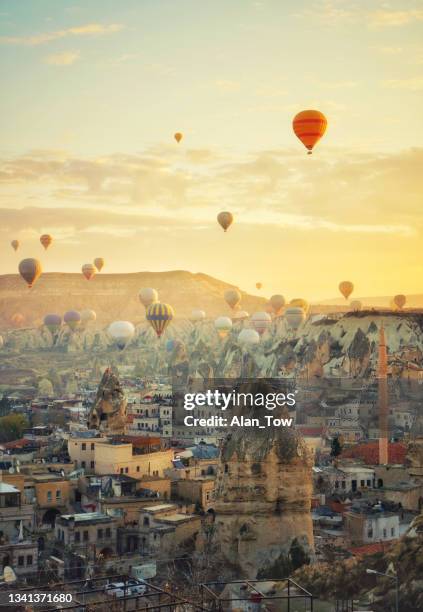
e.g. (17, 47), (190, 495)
(293, 110), (327, 154)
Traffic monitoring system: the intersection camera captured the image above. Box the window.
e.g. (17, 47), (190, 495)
(105, 527), (111, 538)
(125, 468), (129, 474)
(83, 530), (89, 542)
(81, 461), (86, 469)
(136, 466), (140, 472)
(47, 491), (52, 502)
(391, 527), (395, 537)
(18, 556), (24, 566)
(90, 461), (95, 469)
(120, 468), (124, 474)
(367, 480), (371, 487)
(91, 443), (95, 450)
(27, 555), (33, 566)
(383, 528), (387, 538)
(56, 490), (61, 501)
(335, 481), (339, 489)
(82, 443), (86, 451)
(143, 517), (150, 526)
(75, 531), (80, 542)
(360, 480), (365, 487)
(341, 481), (346, 489)
(97, 529), (103, 539)
(367, 528), (373, 539)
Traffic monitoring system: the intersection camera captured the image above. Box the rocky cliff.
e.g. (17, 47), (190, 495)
(88, 368), (127, 434)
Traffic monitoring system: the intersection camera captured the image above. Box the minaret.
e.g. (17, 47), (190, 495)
(378, 325), (389, 465)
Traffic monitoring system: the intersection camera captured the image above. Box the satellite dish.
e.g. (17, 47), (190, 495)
(8, 467), (15, 474)
(3, 566), (17, 583)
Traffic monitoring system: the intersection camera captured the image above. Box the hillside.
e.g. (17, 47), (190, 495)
(0, 270), (267, 329)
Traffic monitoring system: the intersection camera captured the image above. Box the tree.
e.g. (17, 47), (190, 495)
(0, 396), (12, 417)
(38, 378), (54, 397)
(0, 414), (29, 442)
(331, 435), (343, 457)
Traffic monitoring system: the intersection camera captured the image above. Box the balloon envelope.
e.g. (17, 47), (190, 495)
(94, 258), (104, 272)
(11, 313), (25, 328)
(394, 294), (406, 310)
(108, 321), (135, 350)
(81, 309), (97, 324)
(19, 258), (42, 288)
(146, 302), (174, 338)
(256, 282), (262, 290)
(339, 281), (354, 300)
(293, 109), (327, 153)
(251, 311), (272, 335)
(139, 287), (159, 308)
(11, 240), (19, 252)
(191, 309), (206, 322)
(285, 307), (306, 330)
(238, 328), (260, 346)
(289, 298), (309, 313)
(217, 211), (233, 232)
(270, 294), (286, 314)
(40, 234), (53, 250)
(44, 313), (62, 333)
(174, 132), (183, 143)
(82, 264), (96, 281)
(214, 316), (232, 338)
(224, 289), (241, 310)
(233, 309), (249, 321)
(64, 310), (81, 331)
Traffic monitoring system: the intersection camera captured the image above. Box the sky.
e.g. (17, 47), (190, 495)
(0, 0), (423, 300)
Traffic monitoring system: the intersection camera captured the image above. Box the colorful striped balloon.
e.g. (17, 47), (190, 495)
(146, 302), (174, 338)
(293, 109), (327, 154)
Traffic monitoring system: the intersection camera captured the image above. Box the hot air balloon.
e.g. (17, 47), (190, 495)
(394, 294), (406, 310)
(94, 258), (104, 272)
(191, 309), (206, 322)
(108, 321), (135, 350)
(285, 307), (306, 330)
(256, 282), (262, 290)
(11, 313), (25, 328)
(0, 335), (3, 350)
(139, 288), (159, 308)
(217, 211), (233, 232)
(270, 294), (286, 315)
(146, 303), (174, 338)
(11, 240), (19, 252)
(82, 264), (96, 281)
(214, 316), (232, 339)
(174, 132), (183, 143)
(19, 258), (42, 288)
(64, 310), (81, 331)
(238, 328), (260, 346)
(233, 310), (250, 321)
(224, 289), (241, 310)
(350, 300), (362, 312)
(251, 311), (272, 335)
(289, 298), (309, 313)
(43, 314), (62, 333)
(293, 109), (327, 154)
(81, 309), (97, 325)
(40, 234), (53, 250)
(339, 281), (354, 300)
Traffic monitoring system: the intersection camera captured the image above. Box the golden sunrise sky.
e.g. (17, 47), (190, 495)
(1, 0), (423, 300)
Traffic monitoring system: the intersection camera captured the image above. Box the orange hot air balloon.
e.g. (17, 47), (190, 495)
(40, 234), (53, 250)
(217, 211), (234, 232)
(94, 257), (104, 272)
(82, 263), (96, 281)
(293, 110), (327, 154)
(339, 281), (354, 300)
(11, 313), (25, 328)
(11, 240), (19, 252)
(256, 282), (262, 290)
(19, 258), (42, 288)
(174, 132), (183, 143)
(394, 294), (406, 310)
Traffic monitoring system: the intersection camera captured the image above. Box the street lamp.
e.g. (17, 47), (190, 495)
(366, 568), (399, 612)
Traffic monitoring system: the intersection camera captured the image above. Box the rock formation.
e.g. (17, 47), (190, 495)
(210, 381), (314, 578)
(88, 368), (127, 434)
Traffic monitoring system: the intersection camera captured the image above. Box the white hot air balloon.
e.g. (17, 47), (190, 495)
(81, 309), (97, 325)
(108, 321), (135, 350)
(232, 310), (250, 321)
(139, 287), (159, 308)
(238, 328), (260, 346)
(191, 309), (206, 322)
(250, 311), (272, 336)
(214, 316), (232, 339)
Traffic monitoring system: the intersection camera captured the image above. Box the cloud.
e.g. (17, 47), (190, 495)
(382, 77), (423, 91)
(45, 51), (80, 66)
(0, 23), (124, 46)
(368, 9), (423, 29)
